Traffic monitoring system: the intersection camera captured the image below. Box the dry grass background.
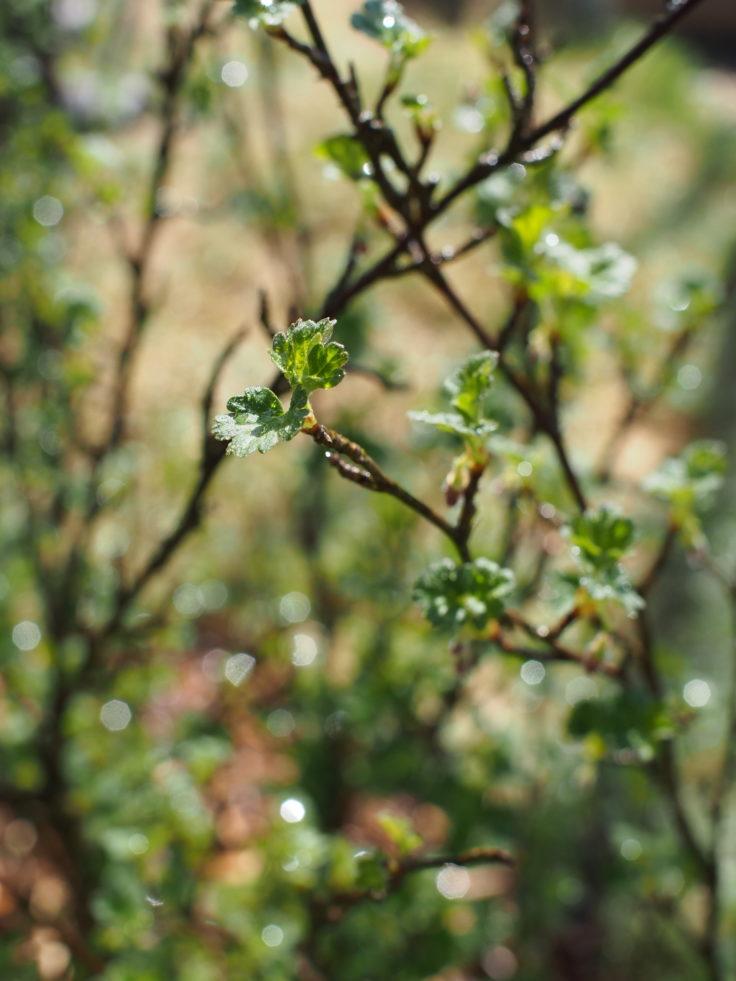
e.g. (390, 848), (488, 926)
(67, 0), (736, 595)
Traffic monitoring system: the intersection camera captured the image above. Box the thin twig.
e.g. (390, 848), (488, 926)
(304, 423), (465, 558)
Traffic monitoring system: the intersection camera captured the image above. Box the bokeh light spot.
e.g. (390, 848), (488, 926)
(677, 364), (702, 391)
(683, 678), (711, 708)
(267, 709), (295, 738)
(291, 633), (318, 667)
(279, 591), (311, 624)
(620, 837), (642, 861)
(12, 620), (42, 651)
(224, 652), (255, 686)
(128, 832), (149, 855)
(100, 699), (132, 731)
(436, 864), (470, 899)
(280, 798), (306, 824)
(4, 820), (37, 857)
(261, 924), (284, 947)
(221, 60), (249, 87)
(482, 945), (518, 980)
(520, 660), (545, 686)
(33, 195), (64, 227)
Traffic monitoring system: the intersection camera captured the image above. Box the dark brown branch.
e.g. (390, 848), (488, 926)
(331, 845), (514, 910)
(304, 423), (465, 558)
(434, 0), (707, 215)
(454, 466), (484, 561)
(530, 0), (707, 145)
(103, 320), (245, 636)
(497, 614), (623, 678)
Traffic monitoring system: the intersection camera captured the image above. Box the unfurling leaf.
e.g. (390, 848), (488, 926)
(270, 318), (348, 393)
(376, 812), (422, 856)
(565, 506), (643, 617)
(488, 0), (521, 47)
(351, 0), (430, 60)
(316, 134), (372, 181)
(645, 440), (726, 510)
(414, 557), (515, 632)
(213, 386), (308, 457)
(644, 440), (727, 546)
(446, 351), (499, 421)
(408, 410), (497, 441)
(568, 507), (635, 571)
(233, 0), (301, 28)
(215, 319), (348, 458)
(567, 690), (673, 760)
(409, 351), (499, 446)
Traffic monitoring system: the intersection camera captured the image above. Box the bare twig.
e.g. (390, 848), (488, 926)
(304, 422), (465, 558)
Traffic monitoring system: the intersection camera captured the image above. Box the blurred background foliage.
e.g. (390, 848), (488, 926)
(0, 0), (735, 978)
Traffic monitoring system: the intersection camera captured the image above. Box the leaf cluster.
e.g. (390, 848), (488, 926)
(213, 319), (347, 457)
(413, 557), (515, 632)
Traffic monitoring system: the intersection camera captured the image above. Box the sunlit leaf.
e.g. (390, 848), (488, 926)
(233, 0), (301, 28)
(568, 690), (673, 760)
(645, 440), (727, 545)
(270, 318), (348, 393)
(564, 507), (643, 616)
(414, 557), (515, 631)
(213, 386), (308, 457)
(410, 351), (499, 445)
(316, 134), (371, 181)
(351, 0), (430, 60)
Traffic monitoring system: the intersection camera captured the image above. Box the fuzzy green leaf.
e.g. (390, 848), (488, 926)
(568, 690), (673, 759)
(316, 134), (371, 181)
(410, 351), (499, 444)
(408, 411), (497, 441)
(565, 506), (643, 616)
(212, 386), (308, 457)
(644, 440), (727, 546)
(568, 506), (635, 571)
(351, 0), (430, 59)
(446, 351), (499, 421)
(488, 0), (521, 47)
(645, 440), (726, 510)
(270, 319), (348, 393)
(233, 0), (301, 28)
(414, 557), (515, 632)
(541, 241), (637, 302)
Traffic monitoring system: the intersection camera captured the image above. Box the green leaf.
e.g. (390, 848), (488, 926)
(376, 812), (422, 856)
(540, 241), (637, 303)
(567, 690), (673, 760)
(351, 0), (430, 60)
(316, 134), (371, 181)
(565, 506), (643, 616)
(408, 410), (497, 441)
(233, 0), (301, 28)
(568, 506), (635, 572)
(414, 557), (515, 632)
(270, 318), (349, 393)
(488, 0), (521, 47)
(446, 351), (499, 421)
(644, 440), (726, 545)
(354, 850), (389, 892)
(575, 570), (644, 618)
(400, 93), (438, 135)
(212, 386), (308, 457)
(409, 351), (499, 444)
(656, 272), (723, 331)
(645, 440), (726, 509)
